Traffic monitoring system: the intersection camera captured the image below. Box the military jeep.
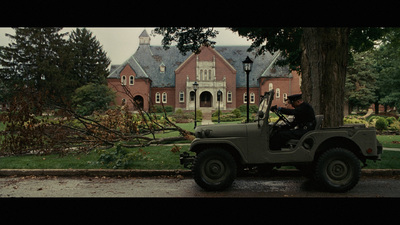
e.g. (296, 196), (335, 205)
(180, 89), (382, 192)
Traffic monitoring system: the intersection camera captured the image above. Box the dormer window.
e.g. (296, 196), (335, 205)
(160, 63), (166, 73)
(121, 75), (126, 86)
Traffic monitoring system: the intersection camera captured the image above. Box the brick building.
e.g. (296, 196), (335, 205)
(107, 29), (301, 112)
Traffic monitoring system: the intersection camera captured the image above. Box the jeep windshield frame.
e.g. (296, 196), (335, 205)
(258, 90), (274, 125)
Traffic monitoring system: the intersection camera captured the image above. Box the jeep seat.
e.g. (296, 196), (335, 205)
(314, 115), (324, 130)
(286, 115), (324, 147)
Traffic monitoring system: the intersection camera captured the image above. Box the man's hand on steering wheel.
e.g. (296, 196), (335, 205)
(271, 105), (291, 127)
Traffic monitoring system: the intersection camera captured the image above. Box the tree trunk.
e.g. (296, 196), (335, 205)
(300, 28), (350, 127)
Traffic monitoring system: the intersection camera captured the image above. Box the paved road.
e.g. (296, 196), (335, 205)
(1, 175), (399, 197)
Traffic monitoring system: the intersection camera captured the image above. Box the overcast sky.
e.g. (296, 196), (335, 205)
(0, 27), (253, 66)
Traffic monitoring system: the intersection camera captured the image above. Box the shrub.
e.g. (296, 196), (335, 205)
(212, 110), (221, 117)
(97, 144), (149, 169)
(238, 104), (258, 113)
(72, 83), (116, 116)
(231, 108), (242, 118)
(151, 105), (173, 113)
(375, 118), (388, 130)
(386, 117), (396, 125)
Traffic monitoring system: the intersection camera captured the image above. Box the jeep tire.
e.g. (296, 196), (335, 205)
(314, 148), (361, 193)
(193, 148), (237, 191)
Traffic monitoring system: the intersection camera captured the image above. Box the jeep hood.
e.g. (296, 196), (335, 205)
(195, 123), (255, 138)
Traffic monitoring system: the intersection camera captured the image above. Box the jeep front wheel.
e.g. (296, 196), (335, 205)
(314, 148), (361, 193)
(193, 149), (237, 191)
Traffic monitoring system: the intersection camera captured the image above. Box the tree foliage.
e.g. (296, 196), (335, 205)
(72, 83), (116, 116)
(0, 27), (70, 107)
(345, 50), (378, 111)
(374, 28), (400, 110)
(69, 28), (111, 86)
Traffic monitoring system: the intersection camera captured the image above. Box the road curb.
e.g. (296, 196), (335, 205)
(0, 169), (192, 178)
(0, 169), (399, 178)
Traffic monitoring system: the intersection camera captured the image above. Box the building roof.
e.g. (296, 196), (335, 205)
(108, 32), (292, 88)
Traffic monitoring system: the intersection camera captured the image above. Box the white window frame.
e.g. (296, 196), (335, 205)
(121, 75), (126, 86)
(179, 91), (184, 103)
(250, 92), (255, 103)
(243, 92), (247, 103)
(283, 93), (288, 103)
(276, 88), (280, 99)
(162, 92), (167, 103)
(129, 75), (134, 85)
(155, 92), (160, 103)
(227, 91), (232, 103)
(269, 83), (273, 91)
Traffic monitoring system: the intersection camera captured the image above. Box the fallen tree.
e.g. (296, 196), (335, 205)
(0, 85), (195, 156)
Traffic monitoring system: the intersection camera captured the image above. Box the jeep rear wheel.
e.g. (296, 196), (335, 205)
(193, 149), (237, 191)
(314, 148), (361, 193)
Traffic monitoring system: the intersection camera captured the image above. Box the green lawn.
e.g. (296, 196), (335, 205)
(376, 135), (400, 148)
(0, 145), (190, 170)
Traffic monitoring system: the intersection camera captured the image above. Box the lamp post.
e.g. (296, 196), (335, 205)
(193, 81), (199, 128)
(217, 90), (222, 123)
(242, 56), (253, 123)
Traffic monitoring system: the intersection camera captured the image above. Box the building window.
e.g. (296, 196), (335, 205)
(269, 83), (273, 91)
(200, 70), (203, 80)
(179, 91), (184, 103)
(283, 93), (288, 103)
(129, 75), (134, 85)
(155, 92), (160, 103)
(276, 88), (280, 99)
(227, 91), (232, 103)
(122, 98), (126, 105)
(204, 70), (208, 80)
(162, 92), (167, 103)
(190, 91), (195, 101)
(208, 69), (211, 80)
(243, 93), (247, 103)
(160, 63), (165, 73)
(250, 92), (255, 103)
(121, 75), (126, 85)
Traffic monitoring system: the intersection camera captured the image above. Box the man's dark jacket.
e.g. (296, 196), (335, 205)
(280, 102), (316, 130)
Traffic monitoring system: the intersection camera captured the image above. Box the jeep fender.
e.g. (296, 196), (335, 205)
(189, 138), (248, 164)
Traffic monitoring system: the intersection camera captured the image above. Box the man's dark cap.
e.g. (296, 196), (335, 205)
(287, 94), (302, 102)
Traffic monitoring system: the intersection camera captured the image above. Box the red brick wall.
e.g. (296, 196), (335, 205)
(150, 87), (175, 109)
(175, 46), (237, 110)
(107, 64), (151, 111)
(235, 87), (260, 108)
(259, 71), (301, 108)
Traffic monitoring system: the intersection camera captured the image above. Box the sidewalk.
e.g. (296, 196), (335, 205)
(200, 109), (214, 125)
(383, 147), (400, 152)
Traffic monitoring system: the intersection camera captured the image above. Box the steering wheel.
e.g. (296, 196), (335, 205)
(273, 111), (292, 127)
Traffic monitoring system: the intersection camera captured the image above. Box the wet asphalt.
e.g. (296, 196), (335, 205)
(1, 175), (399, 198)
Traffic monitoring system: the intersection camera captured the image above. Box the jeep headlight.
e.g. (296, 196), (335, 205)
(195, 130), (203, 138)
(194, 129), (212, 138)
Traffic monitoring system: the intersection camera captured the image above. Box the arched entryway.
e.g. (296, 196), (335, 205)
(133, 95), (144, 110)
(200, 91), (212, 107)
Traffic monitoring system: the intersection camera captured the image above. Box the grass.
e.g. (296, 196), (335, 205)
(376, 135), (400, 148)
(0, 145), (189, 170)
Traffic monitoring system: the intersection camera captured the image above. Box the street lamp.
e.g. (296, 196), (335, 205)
(242, 56), (253, 123)
(193, 81), (199, 128)
(217, 90), (222, 123)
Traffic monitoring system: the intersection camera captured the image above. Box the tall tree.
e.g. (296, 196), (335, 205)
(155, 27), (386, 127)
(345, 50), (378, 112)
(0, 27), (70, 108)
(69, 28), (111, 87)
(373, 28), (400, 111)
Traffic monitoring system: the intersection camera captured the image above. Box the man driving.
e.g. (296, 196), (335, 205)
(269, 94), (316, 150)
